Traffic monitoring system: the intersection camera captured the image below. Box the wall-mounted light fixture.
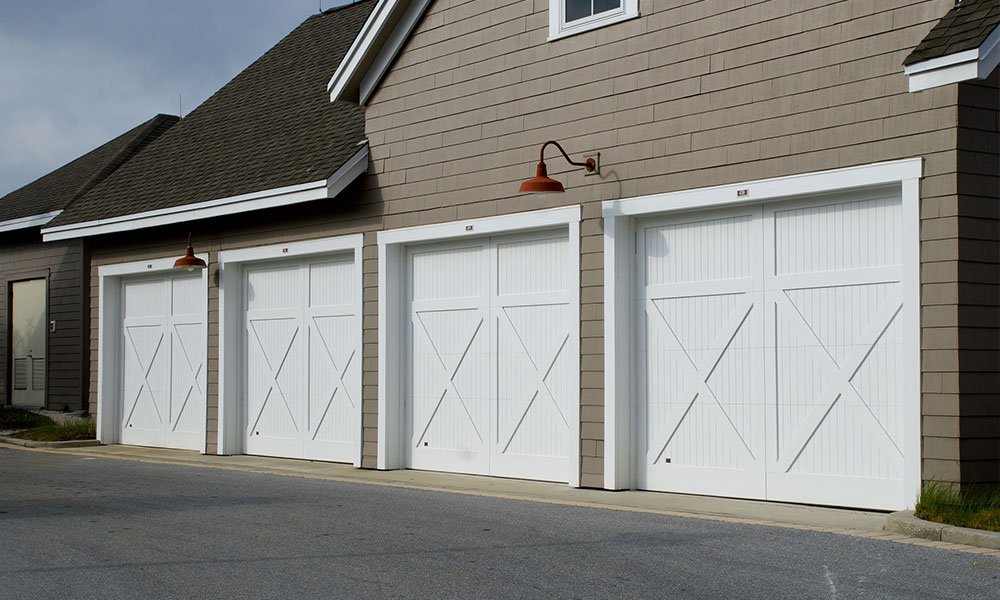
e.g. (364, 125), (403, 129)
(173, 232), (207, 271)
(519, 140), (598, 194)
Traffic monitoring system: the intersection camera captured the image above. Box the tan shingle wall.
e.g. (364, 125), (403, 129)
(363, 0), (961, 485)
(2, 236), (87, 411)
(956, 71), (999, 485)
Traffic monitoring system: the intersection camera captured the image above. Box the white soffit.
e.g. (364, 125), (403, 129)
(905, 24), (1000, 92)
(41, 144), (369, 242)
(327, 0), (432, 105)
(0, 210), (62, 233)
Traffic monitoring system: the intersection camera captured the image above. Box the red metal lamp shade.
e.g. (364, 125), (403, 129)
(173, 232), (207, 271)
(518, 161), (566, 194)
(518, 140), (597, 194)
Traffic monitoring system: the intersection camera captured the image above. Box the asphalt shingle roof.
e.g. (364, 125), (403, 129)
(48, 0), (375, 229)
(904, 0), (1000, 66)
(0, 114), (177, 224)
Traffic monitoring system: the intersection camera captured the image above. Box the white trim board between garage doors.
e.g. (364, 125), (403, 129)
(602, 158), (923, 510)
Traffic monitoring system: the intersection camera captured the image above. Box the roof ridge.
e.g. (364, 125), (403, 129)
(72, 114), (179, 201)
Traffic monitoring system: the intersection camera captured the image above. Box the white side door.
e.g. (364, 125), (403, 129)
(637, 207), (766, 498)
(11, 279), (46, 407)
(121, 273), (205, 450)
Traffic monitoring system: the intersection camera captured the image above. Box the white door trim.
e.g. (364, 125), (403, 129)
(97, 255), (210, 452)
(602, 158), (923, 509)
(218, 234), (364, 466)
(378, 205), (582, 486)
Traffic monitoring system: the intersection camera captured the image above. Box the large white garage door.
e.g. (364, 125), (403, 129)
(121, 273), (205, 450)
(406, 231), (573, 482)
(243, 255), (358, 462)
(638, 189), (911, 509)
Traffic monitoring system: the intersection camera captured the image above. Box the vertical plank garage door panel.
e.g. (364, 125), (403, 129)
(121, 273), (204, 450)
(406, 231), (571, 482)
(492, 235), (571, 480)
(245, 262), (303, 458)
(244, 255), (358, 462)
(306, 259), (359, 460)
(637, 190), (910, 509)
(765, 195), (905, 508)
(408, 242), (491, 475)
(638, 209), (766, 498)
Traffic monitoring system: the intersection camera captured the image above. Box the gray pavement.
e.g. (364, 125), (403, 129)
(2, 446), (999, 599)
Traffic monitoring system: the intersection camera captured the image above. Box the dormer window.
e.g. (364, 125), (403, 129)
(550, 0), (638, 40)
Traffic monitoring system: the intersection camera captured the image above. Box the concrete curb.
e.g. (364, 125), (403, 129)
(0, 436), (101, 449)
(885, 510), (1000, 551)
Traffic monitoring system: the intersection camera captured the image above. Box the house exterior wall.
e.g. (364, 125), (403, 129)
(81, 0), (998, 489)
(956, 70), (999, 486)
(2, 232), (88, 411)
(359, 0), (974, 487)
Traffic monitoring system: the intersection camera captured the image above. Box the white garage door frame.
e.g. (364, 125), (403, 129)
(378, 206), (582, 486)
(602, 158), (923, 509)
(217, 234), (364, 466)
(97, 254), (210, 451)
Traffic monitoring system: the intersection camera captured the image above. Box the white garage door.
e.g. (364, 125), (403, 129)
(243, 254), (358, 462)
(406, 231), (573, 482)
(638, 189), (911, 509)
(120, 273), (205, 450)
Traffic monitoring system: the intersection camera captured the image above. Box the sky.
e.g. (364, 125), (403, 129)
(0, 0), (354, 197)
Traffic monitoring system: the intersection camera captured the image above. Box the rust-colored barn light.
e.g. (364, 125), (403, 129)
(173, 232), (207, 271)
(518, 141), (598, 194)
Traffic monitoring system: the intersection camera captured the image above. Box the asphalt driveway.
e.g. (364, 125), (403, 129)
(1, 446), (997, 599)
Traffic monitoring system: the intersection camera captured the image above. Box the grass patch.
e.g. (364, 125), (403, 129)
(915, 482), (1000, 533)
(0, 408), (55, 430)
(13, 416), (95, 442)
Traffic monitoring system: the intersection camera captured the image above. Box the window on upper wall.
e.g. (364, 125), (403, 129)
(549, 0), (638, 41)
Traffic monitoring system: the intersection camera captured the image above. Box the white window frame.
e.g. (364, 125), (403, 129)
(602, 158), (923, 509)
(377, 206), (582, 486)
(97, 255), (210, 452)
(217, 234), (365, 466)
(549, 0), (639, 41)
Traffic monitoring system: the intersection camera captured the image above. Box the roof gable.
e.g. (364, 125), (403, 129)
(44, 0), (376, 235)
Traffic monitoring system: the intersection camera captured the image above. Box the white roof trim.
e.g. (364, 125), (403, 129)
(0, 210), (62, 233)
(42, 144), (369, 242)
(905, 24), (1000, 91)
(327, 0), (432, 105)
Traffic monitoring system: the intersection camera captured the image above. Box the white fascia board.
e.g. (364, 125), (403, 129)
(602, 158), (923, 218)
(0, 210), (62, 233)
(359, 0), (432, 105)
(328, 0), (433, 105)
(328, 0), (399, 102)
(41, 145), (370, 242)
(905, 25), (1000, 92)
